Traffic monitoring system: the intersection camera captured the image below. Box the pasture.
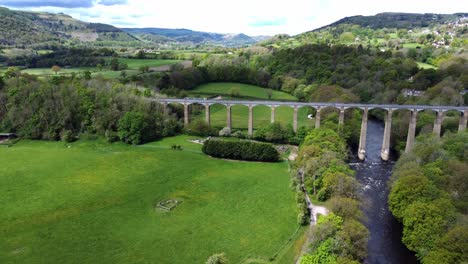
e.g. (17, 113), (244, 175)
(0, 136), (299, 264)
(8, 58), (182, 78)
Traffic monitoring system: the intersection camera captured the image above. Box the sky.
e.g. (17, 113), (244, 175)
(0, 0), (467, 35)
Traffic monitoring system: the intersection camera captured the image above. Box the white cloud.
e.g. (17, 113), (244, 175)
(2, 0), (467, 35)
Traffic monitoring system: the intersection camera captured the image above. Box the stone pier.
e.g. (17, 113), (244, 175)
(315, 107), (321, 129)
(157, 98), (467, 158)
(271, 106), (276, 123)
(248, 105), (254, 136)
(358, 107), (368, 160)
(381, 109), (393, 161)
(293, 106), (298, 132)
(459, 110), (467, 132)
(338, 107), (345, 129)
(405, 110), (418, 153)
(226, 104), (232, 130)
(205, 103), (210, 126)
(433, 111), (444, 137)
(183, 103), (189, 126)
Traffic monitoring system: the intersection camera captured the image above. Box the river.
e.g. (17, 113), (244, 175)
(350, 119), (417, 264)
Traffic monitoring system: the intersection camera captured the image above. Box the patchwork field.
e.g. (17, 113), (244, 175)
(0, 136), (298, 264)
(4, 59), (182, 78)
(188, 83), (315, 129)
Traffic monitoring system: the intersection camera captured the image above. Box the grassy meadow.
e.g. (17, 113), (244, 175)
(3, 58), (182, 78)
(187, 83), (315, 129)
(0, 136), (299, 264)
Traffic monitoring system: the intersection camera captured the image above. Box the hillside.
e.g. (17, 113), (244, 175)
(0, 7), (267, 49)
(262, 12), (468, 51)
(0, 7), (137, 47)
(122, 27), (268, 47)
(314, 12), (468, 31)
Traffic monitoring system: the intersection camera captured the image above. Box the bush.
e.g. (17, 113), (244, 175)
(206, 253), (229, 264)
(218, 127), (231, 137)
(254, 123), (293, 143)
(202, 139), (279, 162)
(185, 120), (215, 136)
(60, 130), (76, 143)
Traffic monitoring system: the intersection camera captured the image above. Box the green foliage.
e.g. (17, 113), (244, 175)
(185, 120), (216, 136)
(202, 139), (279, 162)
(254, 122), (294, 144)
(0, 76), (179, 142)
(424, 226), (468, 264)
(388, 175), (439, 220)
(206, 253), (229, 264)
(401, 199), (456, 257)
(302, 129), (347, 159)
(117, 111), (147, 145)
(389, 134), (468, 262)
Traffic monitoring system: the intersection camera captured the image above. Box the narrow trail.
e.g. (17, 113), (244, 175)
(288, 147), (328, 263)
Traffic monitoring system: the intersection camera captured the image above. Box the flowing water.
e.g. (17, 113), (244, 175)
(350, 119), (417, 264)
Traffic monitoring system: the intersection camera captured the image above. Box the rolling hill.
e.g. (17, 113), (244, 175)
(0, 7), (137, 47)
(122, 27), (268, 47)
(0, 7), (268, 48)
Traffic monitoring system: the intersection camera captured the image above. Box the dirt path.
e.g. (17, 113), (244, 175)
(290, 148), (329, 263)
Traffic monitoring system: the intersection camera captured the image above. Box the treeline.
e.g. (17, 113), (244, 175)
(294, 129), (369, 263)
(388, 132), (468, 263)
(6, 48), (115, 68)
(0, 74), (181, 143)
(202, 139), (279, 162)
(148, 44), (466, 105)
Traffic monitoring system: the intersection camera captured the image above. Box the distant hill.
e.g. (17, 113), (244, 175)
(313, 12), (468, 31)
(0, 7), (137, 47)
(122, 27), (269, 47)
(261, 12), (468, 50)
(0, 7), (267, 49)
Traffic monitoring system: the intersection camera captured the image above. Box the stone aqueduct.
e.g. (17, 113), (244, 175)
(155, 98), (468, 161)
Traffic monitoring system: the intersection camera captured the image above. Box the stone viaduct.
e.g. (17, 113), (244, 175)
(155, 98), (468, 161)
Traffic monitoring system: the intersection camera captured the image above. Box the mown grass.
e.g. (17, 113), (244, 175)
(0, 136), (298, 264)
(187, 83), (315, 129)
(417, 61), (437, 69)
(188, 82), (296, 101)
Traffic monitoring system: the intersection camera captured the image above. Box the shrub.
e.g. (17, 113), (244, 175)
(254, 123), (293, 143)
(202, 139), (279, 162)
(185, 120), (215, 136)
(218, 127), (231, 137)
(60, 130), (76, 143)
(206, 253), (229, 264)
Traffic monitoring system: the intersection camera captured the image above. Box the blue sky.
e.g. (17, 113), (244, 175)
(0, 0), (466, 35)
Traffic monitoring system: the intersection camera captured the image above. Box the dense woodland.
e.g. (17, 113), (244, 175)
(0, 74), (181, 143)
(294, 129), (368, 263)
(389, 133), (467, 263)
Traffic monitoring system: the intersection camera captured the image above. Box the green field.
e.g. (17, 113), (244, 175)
(188, 83), (315, 129)
(417, 62), (437, 69)
(0, 136), (298, 264)
(11, 58), (182, 78)
(188, 83), (297, 101)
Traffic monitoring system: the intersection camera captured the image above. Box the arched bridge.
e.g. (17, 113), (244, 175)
(154, 98), (468, 161)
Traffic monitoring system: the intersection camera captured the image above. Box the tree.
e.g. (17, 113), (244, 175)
(97, 63), (103, 71)
(388, 175), (439, 220)
(206, 253), (229, 264)
(118, 111), (147, 144)
(0, 76), (4, 91)
(51, 65), (61, 75)
(136, 50), (146, 59)
(401, 199), (456, 257)
(266, 88), (273, 99)
(110, 58), (119, 71)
